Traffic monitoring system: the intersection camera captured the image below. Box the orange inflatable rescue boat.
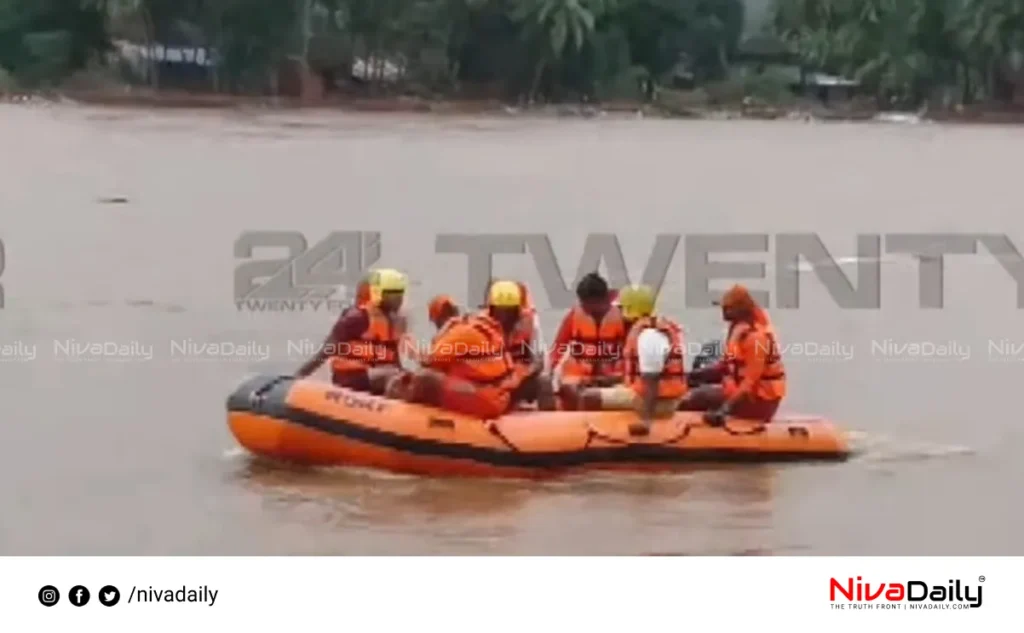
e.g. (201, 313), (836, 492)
(227, 375), (850, 477)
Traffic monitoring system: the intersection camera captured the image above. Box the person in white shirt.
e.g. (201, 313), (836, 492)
(588, 285), (688, 435)
(636, 327), (673, 375)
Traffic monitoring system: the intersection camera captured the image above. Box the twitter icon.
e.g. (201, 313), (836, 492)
(99, 585), (120, 606)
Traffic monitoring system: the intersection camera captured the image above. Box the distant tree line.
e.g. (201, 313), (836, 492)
(771, 0), (1024, 107)
(1, 0), (1021, 106)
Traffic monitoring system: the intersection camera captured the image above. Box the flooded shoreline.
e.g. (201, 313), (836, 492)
(6, 89), (1024, 126)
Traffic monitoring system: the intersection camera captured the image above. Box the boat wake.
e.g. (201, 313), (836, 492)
(845, 430), (975, 463)
(222, 447), (424, 483)
(221, 446), (248, 461)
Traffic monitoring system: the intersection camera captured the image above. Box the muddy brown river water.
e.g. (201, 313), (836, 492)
(1, 104), (1021, 555)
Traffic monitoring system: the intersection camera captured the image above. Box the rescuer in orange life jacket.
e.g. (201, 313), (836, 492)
(548, 272), (627, 409)
(680, 284), (787, 426)
(392, 281), (547, 417)
(478, 280), (554, 409)
(480, 280), (541, 371)
(294, 268), (410, 395)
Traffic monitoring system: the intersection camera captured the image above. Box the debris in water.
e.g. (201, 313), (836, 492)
(873, 112), (925, 125)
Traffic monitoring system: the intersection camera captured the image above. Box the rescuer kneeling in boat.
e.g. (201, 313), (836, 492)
(680, 284), (787, 426)
(581, 284), (688, 435)
(548, 272), (627, 409)
(294, 268), (410, 395)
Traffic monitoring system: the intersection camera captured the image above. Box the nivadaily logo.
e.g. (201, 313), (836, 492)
(830, 576), (984, 610)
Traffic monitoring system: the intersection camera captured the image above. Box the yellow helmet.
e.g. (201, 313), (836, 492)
(487, 280), (523, 308)
(368, 268), (408, 303)
(618, 284), (656, 320)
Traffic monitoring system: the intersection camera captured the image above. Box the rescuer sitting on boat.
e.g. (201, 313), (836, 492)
(479, 280), (552, 408)
(548, 272), (627, 409)
(577, 284), (688, 435)
(294, 268), (410, 395)
(394, 281), (541, 418)
(680, 284), (787, 426)
(481, 279), (544, 379)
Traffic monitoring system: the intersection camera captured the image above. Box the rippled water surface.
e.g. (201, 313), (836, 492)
(1, 104), (1021, 554)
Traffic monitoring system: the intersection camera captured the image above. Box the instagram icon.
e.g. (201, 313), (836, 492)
(38, 585), (60, 607)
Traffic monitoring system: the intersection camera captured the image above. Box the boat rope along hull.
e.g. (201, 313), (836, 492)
(226, 375), (850, 476)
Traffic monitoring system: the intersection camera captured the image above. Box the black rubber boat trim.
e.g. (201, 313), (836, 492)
(227, 377), (849, 468)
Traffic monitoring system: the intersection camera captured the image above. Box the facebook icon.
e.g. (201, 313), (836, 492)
(69, 585), (90, 606)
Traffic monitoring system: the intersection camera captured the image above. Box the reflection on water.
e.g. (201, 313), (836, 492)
(234, 457), (783, 555)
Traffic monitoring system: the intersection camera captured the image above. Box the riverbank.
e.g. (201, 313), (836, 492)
(4, 86), (1024, 125)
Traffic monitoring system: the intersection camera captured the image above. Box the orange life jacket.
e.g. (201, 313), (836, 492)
(563, 305), (626, 377)
(432, 315), (459, 341)
(330, 306), (405, 375)
(428, 314), (516, 386)
(483, 281), (537, 367)
(623, 316), (687, 399)
(724, 320), (787, 401)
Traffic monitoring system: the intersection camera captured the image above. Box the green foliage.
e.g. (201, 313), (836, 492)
(205, 0), (301, 91)
(0, 65), (18, 91)
(0, 0), (109, 86)
(769, 0), (1024, 105)
(0, 0), (749, 99)
(23, 0), (1022, 107)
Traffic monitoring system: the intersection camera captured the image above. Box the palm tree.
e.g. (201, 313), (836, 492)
(511, 0), (600, 100)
